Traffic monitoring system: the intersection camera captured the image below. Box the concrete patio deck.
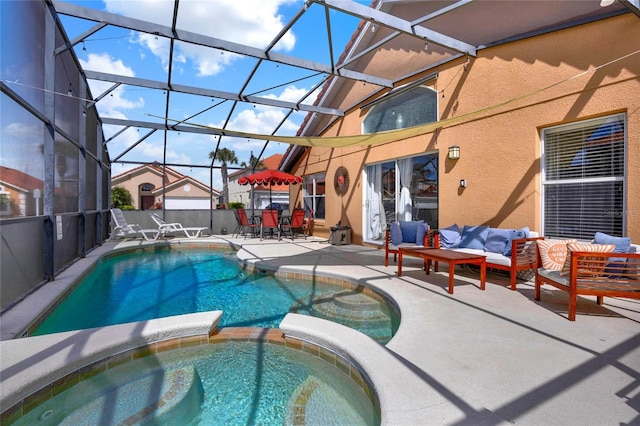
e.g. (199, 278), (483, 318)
(1, 236), (639, 425)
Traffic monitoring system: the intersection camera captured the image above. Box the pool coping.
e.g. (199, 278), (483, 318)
(0, 240), (234, 340)
(279, 313), (466, 425)
(0, 311), (222, 417)
(1, 321), (382, 425)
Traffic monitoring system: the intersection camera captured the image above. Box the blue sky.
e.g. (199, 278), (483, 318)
(58, 0), (368, 188)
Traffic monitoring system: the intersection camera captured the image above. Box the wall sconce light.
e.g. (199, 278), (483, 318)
(460, 179), (467, 188)
(448, 145), (460, 160)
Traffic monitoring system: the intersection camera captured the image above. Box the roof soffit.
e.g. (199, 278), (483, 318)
(299, 0), (634, 137)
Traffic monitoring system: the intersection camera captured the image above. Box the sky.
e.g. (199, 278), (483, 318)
(57, 0), (369, 190)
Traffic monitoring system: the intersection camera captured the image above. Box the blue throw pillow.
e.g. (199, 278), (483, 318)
(594, 231), (631, 253)
(399, 220), (423, 244)
(439, 224), (461, 248)
(594, 231), (631, 275)
(416, 223), (429, 246)
(390, 222), (403, 246)
(504, 227), (530, 256)
(458, 225), (490, 250)
(485, 228), (516, 254)
(518, 226), (530, 238)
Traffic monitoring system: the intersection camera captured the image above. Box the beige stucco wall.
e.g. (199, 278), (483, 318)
(293, 14), (640, 244)
(112, 170), (164, 209)
(163, 184), (211, 198)
(111, 168), (215, 209)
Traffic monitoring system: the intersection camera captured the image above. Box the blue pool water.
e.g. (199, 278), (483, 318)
(12, 341), (380, 425)
(34, 247), (398, 342)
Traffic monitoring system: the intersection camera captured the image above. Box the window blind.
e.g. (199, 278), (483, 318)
(542, 114), (625, 240)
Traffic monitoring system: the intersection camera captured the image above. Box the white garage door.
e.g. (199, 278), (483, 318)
(164, 198), (211, 210)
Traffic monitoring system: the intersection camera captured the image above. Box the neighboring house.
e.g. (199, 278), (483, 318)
(282, 6), (639, 245)
(111, 162), (219, 210)
(228, 154), (291, 209)
(0, 166), (44, 218)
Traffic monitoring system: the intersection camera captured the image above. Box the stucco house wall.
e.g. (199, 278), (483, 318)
(111, 164), (218, 210)
(292, 14), (639, 244)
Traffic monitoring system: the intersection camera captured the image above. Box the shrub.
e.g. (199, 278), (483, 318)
(111, 186), (133, 208)
(228, 202), (245, 209)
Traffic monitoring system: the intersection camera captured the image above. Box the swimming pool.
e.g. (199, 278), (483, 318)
(33, 246), (399, 343)
(9, 339), (380, 425)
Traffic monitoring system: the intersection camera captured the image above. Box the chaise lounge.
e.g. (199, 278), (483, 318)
(109, 208), (160, 241)
(149, 212), (206, 238)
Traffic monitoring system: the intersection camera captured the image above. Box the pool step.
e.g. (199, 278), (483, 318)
(286, 375), (378, 425)
(58, 365), (204, 425)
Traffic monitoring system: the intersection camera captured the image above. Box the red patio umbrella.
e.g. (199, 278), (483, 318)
(238, 169), (302, 205)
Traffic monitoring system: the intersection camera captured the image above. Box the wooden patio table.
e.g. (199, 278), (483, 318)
(397, 247), (487, 294)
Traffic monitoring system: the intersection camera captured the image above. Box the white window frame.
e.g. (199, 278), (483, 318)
(540, 113), (627, 239)
(303, 173), (325, 220)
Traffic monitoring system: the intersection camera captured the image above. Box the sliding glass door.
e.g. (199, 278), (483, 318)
(364, 153), (438, 243)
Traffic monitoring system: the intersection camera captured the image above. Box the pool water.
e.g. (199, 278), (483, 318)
(33, 248), (399, 343)
(12, 341), (380, 425)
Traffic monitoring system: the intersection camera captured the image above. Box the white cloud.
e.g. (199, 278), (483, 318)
(79, 53), (144, 118)
(104, 0), (297, 77)
(200, 84), (306, 156)
(179, 44), (238, 77)
(80, 52), (135, 77)
(138, 141), (190, 164)
(4, 122), (41, 139)
(264, 85), (309, 103)
(105, 0), (175, 26)
(102, 125), (141, 153)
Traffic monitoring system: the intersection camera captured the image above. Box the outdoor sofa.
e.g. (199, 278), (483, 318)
(432, 224), (543, 290)
(534, 232), (640, 321)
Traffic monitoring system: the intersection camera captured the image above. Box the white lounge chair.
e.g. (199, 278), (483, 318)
(109, 208), (160, 241)
(149, 212), (206, 238)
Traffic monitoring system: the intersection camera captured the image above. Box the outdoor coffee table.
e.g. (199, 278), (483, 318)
(397, 247), (487, 294)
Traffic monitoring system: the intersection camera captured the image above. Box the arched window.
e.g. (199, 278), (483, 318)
(140, 183), (155, 192)
(363, 86), (437, 134)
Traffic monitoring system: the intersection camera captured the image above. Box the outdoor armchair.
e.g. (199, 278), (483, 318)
(385, 220), (430, 267)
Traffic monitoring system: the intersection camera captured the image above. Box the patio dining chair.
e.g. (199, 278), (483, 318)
(280, 208), (307, 240)
(149, 212), (206, 238)
(109, 208), (160, 241)
(234, 208), (259, 238)
(261, 209), (281, 240)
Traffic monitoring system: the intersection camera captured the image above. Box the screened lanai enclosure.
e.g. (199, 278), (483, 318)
(2, 0), (637, 309)
(0, 0), (397, 309)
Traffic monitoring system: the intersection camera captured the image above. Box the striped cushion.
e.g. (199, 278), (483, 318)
(537, 239), (576, 271)
(560, 243), (615, 277)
